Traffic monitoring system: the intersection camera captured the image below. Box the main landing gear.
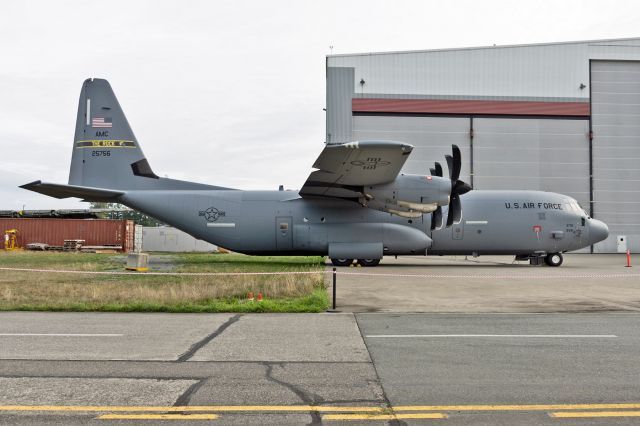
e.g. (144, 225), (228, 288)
(330, 258), (381, 267)
(515, 252), (564, 266)
(544, 252), (563, 267)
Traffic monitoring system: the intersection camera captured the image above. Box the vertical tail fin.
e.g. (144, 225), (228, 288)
(21, 79), (228, 201)
(69, 78), (159, 190)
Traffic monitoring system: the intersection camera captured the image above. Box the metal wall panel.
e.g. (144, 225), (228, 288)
(352, 116), (471, 182)
(591, 60), (640, 252)
(328, 38), (640, 101)
(473, 118), (590, 199)
(326, 67), (354, 144)
(470, 118), (591, 253)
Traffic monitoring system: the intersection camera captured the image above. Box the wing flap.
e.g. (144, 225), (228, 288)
(20, 181), (124, 202)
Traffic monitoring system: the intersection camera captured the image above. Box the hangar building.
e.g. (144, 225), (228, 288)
(326, 37), (640, 253)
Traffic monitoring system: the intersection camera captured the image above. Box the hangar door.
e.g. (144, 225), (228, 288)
(473, 118), (590, 253)
(473, 118), (590, 203)
(352, 116), (471, 183)
(591, 60), (640, 253)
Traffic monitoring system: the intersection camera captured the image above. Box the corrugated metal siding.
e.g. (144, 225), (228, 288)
(330, 43), (589, 100)
(473, 118), (590, 253)
(0, 219), (134, 252)
(591, 60), (640, 253)
(328, 38), (640, 101)
(326, 67), (354, 144)
(352, 116), (471, 182)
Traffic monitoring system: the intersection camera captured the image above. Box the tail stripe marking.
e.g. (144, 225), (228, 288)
(75, 140), (136, 148)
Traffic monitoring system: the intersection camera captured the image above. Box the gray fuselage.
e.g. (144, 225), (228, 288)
(120, 188), (608, 258)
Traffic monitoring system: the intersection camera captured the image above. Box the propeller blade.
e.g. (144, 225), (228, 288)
(451, 145), (461, 182)
(431, 206), (442, 231)
(451, 194), (462, 224)
(446, 196), (462, 227)
(445, 155), (454, 180)
(429, 167), (436, 176)
(446, 204), (454, 227)
(434, 162), (443, 177)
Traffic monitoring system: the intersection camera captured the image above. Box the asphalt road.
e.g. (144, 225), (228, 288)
(1, 312), (640, 425)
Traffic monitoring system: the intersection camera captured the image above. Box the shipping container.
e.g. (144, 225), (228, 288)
(0, 219), (135, 252)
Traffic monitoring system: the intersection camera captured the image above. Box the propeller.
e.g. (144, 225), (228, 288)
(429, 146), (471, 230)
(444, 145), (471, 227)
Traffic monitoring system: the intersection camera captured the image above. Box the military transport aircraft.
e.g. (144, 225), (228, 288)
(21, 79), (609, 267)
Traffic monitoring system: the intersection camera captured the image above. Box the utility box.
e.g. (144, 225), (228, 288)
(126, 252), (149, 272)
(617, 235), (628, 253)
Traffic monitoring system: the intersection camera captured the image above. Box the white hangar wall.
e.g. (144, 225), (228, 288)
(326, 38), (640, 253)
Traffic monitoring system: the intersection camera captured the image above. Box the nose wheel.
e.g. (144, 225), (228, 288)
(545, 253), (563, 267)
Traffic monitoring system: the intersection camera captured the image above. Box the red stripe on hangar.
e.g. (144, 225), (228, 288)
(352, 98), (590, 117)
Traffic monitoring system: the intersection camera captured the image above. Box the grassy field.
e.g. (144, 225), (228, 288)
(0, 251), (328, 312)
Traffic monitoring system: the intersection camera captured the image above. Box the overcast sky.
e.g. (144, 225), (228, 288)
(2, 0), (640, 210)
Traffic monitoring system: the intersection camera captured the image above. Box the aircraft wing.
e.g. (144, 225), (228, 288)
(299, 141), (413, 199)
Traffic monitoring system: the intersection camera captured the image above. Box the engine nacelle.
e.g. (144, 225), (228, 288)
(364, 174), (451, 217)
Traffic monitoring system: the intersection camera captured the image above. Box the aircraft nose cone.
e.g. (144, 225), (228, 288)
(590, 219), (609, 244)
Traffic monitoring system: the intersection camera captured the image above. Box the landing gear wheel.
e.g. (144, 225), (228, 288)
(545, 253), (563, 267)
(357, 258), (381, 267)
(331, 258), (353, 267)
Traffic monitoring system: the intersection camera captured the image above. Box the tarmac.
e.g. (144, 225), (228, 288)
(1, 253), (639, 424)
(329, 253), (640, 313)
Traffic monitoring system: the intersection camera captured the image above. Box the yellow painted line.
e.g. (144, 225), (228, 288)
(0, 405), (384, 413)
(98, 413), (218, 420)
(393, 403), (640, 411)
(324, 413), (447, 420)
(550, 411), (640, 418)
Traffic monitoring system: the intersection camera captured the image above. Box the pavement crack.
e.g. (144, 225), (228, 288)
(176, 314), (242, 362)
(173, 378), (207, 407)
(263, 361), (324, 426)
(354, 314), (407, 426)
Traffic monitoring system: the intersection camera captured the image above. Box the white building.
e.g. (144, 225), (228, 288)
(326, 38), (640, 253)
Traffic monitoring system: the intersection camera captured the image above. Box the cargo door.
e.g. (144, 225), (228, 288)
(276, 216), (293, 251)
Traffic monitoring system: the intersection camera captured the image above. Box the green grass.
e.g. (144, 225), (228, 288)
(0, 252), (329, 313)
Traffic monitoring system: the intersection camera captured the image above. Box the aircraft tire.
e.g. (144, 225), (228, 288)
(545, 253), (563, 267)
(331, 258), (353, 267)
(357, 258), (381, 267)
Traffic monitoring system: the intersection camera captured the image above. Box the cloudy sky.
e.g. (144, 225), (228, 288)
(2, 0), (640, 210)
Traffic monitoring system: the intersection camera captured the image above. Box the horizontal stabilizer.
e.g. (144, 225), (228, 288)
(20, 181), (124, 201)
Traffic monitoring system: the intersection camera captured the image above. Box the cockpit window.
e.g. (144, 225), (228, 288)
(575, 202), (590, 219)
(566, 201), (591, 218)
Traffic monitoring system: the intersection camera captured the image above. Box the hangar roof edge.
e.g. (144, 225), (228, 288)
(326, 36), (640, 59)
